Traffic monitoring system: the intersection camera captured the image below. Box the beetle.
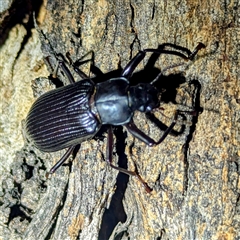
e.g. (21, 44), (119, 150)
(25, 43), (205, 191)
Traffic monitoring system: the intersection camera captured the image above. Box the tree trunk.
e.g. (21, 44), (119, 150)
(0, 0), (239, 239)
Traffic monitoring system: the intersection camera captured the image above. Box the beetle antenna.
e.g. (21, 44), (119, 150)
(150, 63), (184, 85)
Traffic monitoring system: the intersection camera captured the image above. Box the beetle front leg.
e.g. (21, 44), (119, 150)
(121, 43), (205, 79)
(106, 126), (152, 193)
(125, 110), (196, 146)
(121, 51), (146, 78)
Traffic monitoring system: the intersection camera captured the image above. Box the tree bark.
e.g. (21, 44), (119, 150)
(0, 0), (239, 239)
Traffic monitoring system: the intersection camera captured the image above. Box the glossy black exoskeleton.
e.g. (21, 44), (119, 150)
(25, 43), (205, 192)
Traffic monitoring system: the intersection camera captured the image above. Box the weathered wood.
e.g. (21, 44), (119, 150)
(0, 0), (239, 239)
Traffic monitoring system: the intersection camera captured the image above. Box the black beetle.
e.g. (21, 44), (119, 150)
(25, 43), (205, 191)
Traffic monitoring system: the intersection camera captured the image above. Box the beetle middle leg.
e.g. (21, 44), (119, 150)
(106, 126), (152, 193)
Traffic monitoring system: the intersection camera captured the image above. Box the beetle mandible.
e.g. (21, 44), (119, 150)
(25, 43), (205, 191)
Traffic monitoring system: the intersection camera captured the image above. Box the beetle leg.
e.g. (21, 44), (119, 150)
(58, 60), (75, 84)
(66, 51), (104, 78)
(71, 61), (103, 79)
(71, 64), (89, 79)
(121, 43), (205, 79)
(188, 43), (206, 60)
(125, 110), (197, 146)
(106, 126), (152, 192)
(125, 120), (157, 146)
(75, 52), (104, 77)
(58, 52), (97, 81)
(52, 60), (60, 79)
(65, 52), (89, 79)
(47, 145), (75, 177)
(144, 42), (205, 61)
(105, 126), (135, 175)
(121, 51), (146, 78)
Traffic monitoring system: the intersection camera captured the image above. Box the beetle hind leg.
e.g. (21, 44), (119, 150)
(46, 145), (75, 178)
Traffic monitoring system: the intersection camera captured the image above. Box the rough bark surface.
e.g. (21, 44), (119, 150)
(0, 0), (239, 240)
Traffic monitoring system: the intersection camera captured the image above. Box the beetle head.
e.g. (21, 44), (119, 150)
(130, 83), (160, 112)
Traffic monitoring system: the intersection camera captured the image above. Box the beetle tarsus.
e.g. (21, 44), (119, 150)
(188, 42), (206, 60)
